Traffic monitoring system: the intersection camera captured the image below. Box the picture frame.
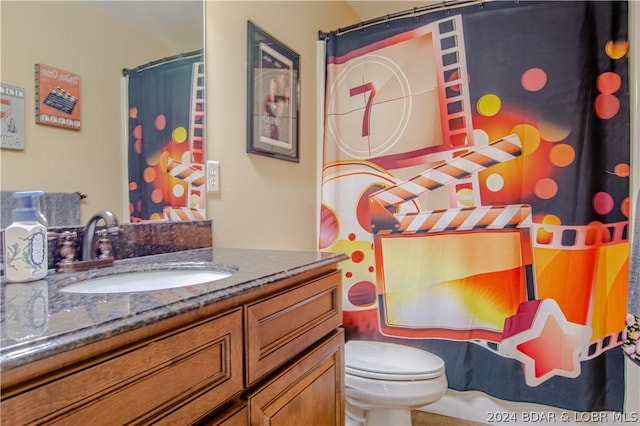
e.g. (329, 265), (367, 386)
(246, 21), (300, 162)
(35, 64), (81, 130)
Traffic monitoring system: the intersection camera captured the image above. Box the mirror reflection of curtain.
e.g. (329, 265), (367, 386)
(127, 54), (205, 222)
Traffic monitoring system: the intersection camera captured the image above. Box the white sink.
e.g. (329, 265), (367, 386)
(60, 270), (232, 294)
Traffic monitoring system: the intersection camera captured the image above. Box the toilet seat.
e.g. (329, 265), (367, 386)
(345, 340), (445, 381)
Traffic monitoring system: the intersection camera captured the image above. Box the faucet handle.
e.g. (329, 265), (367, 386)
(96, 229), (114, 259)
(58, 231), (78, 264)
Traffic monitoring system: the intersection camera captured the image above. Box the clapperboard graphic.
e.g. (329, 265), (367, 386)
(163, 158), (206, 221)
(368, 134), (536, 343)
(35, 64), (81, 130)
(43, 86), (77, 114)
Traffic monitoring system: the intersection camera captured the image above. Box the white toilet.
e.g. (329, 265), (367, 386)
(344, 340), (447, 426)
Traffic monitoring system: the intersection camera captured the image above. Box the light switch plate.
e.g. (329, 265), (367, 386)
(206, 160), (220, 193)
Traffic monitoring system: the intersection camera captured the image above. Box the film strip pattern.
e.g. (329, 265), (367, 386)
(163, 207), (205, 221)
(531, 221), (628, 249)
(167, 158), (205, 187)
(189, 62), (206, 165)
(433, 15), (474, 149)
(583, 331), (624, 360)
(471, 330), (624, 361)
(44, 86), (77, 114)
(391, 204), (532, 235)
(531, 220), (628, 353)
(371, 134), (521, 210)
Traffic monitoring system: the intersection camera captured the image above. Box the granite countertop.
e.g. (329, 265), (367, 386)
(0, 247), (348, 372)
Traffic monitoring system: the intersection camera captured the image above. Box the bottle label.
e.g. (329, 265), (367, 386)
(28, 230), (47, 271)
(5, 227), (47, 280)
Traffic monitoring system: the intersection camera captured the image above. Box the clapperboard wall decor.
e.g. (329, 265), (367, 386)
(35, 64), (81, 130)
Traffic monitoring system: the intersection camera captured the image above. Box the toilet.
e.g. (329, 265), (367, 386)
(344, 340), (447, 426)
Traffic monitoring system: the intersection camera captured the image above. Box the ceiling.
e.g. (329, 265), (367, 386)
(91, 1), (437, 48)
(90, 1), (204, 49)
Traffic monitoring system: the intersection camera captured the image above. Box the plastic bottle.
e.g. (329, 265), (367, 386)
(3, 191), (48, 282)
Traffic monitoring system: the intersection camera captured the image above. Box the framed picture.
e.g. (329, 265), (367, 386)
(35, 64), (81, 130)
(246, 21), (300, 162)
(1, 84), (26, 150)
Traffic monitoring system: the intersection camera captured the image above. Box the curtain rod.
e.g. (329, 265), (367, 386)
(319, 0), (489, 39)
(122, 49), (203, 77)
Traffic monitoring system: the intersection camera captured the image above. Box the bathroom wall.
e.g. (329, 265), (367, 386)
(0, 1), (199, 224)
(204, 1), (359, 251)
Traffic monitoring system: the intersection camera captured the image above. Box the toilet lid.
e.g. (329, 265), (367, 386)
(345, 340), (445, 381)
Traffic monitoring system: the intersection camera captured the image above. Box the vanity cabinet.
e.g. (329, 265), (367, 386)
(247, 330), (344, 426)
(0, 265), (344, 426)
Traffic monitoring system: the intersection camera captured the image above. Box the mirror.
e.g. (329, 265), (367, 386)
(0, 1), (204, 228)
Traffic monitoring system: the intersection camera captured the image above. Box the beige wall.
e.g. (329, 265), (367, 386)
(1, 0), (357, 251)
(0, 1), (198, 224)
(205, 1), (358, 250)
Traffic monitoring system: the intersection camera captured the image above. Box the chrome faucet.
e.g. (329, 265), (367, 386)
(81, 210), (120, 261)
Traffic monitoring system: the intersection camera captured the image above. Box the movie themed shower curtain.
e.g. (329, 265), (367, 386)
(320, 1), (630, 411)
(127, 55), (206, 222)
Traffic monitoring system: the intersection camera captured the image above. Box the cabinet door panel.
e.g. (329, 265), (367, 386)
(246, 271), (342, 385)
(248, 329), (345, 426)
(2, 309), (243, 425)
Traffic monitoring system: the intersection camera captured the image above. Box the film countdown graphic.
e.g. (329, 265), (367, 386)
(325, 15), (474, 163)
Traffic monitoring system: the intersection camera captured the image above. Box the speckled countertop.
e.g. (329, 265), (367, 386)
(0, 247), (348, 372)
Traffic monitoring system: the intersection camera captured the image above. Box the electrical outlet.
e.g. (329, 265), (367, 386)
(206, 160), (220, 193)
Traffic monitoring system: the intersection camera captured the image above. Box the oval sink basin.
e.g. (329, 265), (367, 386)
(60, 270), (232, 294)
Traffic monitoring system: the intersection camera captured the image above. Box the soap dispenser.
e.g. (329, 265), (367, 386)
(3, 191), (48, 282)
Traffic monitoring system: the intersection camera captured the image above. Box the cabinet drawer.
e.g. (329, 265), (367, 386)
(2, 309), (243, 425)
(245, 271), (342, 385)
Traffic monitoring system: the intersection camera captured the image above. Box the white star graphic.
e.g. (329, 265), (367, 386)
(500, 298), (591, 387)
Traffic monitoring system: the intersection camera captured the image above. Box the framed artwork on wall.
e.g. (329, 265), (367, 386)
(35, 64), (81, 131)
(1, 83), (26, 150)
(246, 21), (300, 162)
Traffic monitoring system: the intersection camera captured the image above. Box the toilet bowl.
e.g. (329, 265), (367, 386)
(344, 340), (447, 426)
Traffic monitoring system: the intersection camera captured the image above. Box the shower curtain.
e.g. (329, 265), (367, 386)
(127, 54), (205, 222)
(320, 1), (630, 412)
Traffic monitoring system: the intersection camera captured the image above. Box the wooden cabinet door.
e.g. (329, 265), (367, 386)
(245, 271), (342, 386)
(2, 309), (244, 425)
(247, 329), (344, 426)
